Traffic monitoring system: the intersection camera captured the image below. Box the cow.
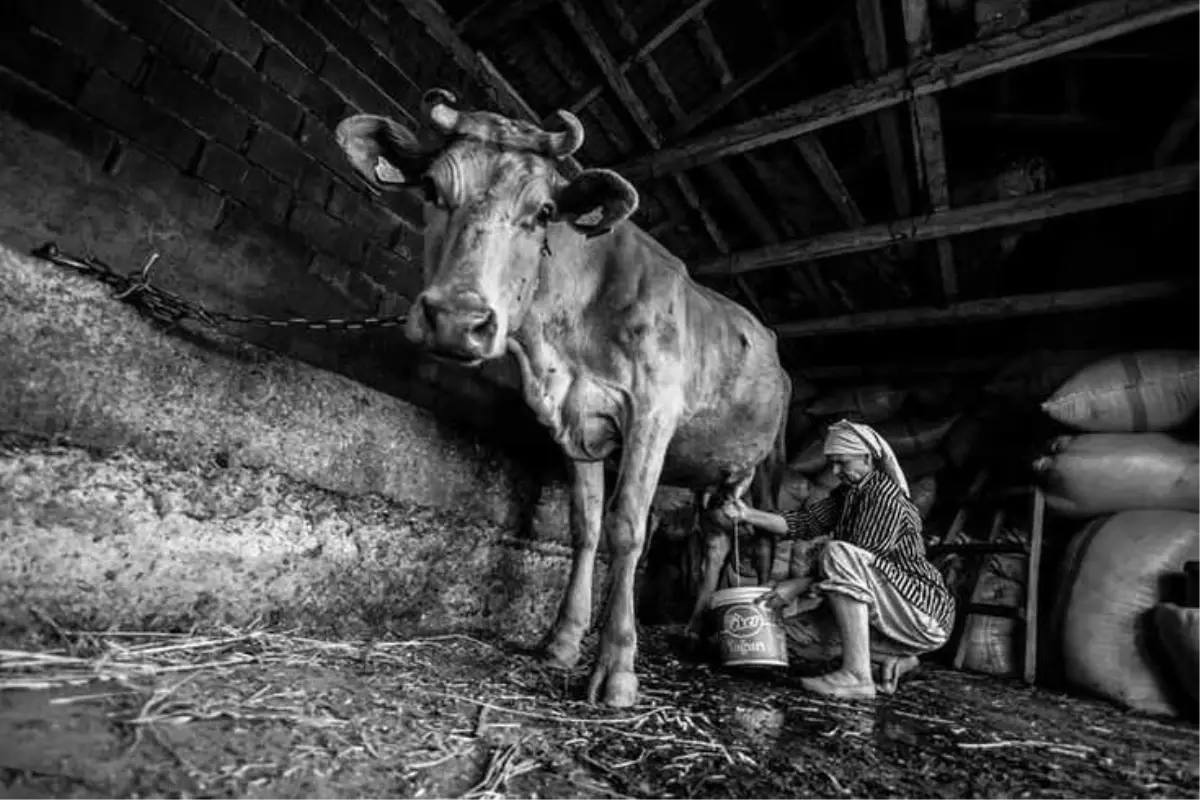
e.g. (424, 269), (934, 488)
(335, 89), (790, 708)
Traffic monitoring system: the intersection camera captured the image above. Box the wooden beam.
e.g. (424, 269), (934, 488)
(613, 0), (1197, 179)
(455, 0), (556, 37)
(942, 110), (1118, 131)
(691, 15), (734, 86)
(793, 138), (868, 228)
(774, 280), (1186, 338)
(693, 163), (1199, 276)
(855, 0), (913, 219)
(593, 0), (776, 314)
(561, 0), (722, 116)
(745, 0), (858, 316)
(559, 0), (731, 257)
(742, 153), (838, 313)
(394, 0), (584, 177)
(795, 349), (1120, 380)
(791, 137), (910, 303)
(902, 0), (958, 302)
(666, 19), (835, 140)
(1155, 81), (1200, 167)
(454, 0), (505, 34)
(797, 355), (1010, 381)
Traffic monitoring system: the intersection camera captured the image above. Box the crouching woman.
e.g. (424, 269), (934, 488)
(725, 420), (956, 700)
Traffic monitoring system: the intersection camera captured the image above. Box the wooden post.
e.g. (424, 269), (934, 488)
(903, 0), (959, 303)
(1024, 487), (1046, 685)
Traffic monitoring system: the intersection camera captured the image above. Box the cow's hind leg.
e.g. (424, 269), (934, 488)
(753, 533), (775, 586)
(542, 459), (605, 669)
(683, 520), (731, 654)
(588, 415), (675, 708)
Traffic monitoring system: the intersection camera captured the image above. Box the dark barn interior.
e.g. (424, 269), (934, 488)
(0, 0), (1197, 796)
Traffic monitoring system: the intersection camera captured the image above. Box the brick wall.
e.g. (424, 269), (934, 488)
(0, 0), (558, 467)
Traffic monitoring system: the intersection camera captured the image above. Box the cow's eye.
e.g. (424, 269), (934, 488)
(535, 201), (556, 226)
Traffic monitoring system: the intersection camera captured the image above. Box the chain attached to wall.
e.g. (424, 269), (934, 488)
(31, 242), (409, 333)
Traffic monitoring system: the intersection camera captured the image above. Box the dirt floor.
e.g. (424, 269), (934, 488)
(1, 625), (1196, 800)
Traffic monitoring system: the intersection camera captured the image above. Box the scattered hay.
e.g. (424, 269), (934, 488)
(0, 621), (752, 798)
(2, 618), (1196, 799)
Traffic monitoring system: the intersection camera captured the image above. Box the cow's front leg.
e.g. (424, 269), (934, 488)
(587, 416), (675, 708)
(541, 459), (604, 669)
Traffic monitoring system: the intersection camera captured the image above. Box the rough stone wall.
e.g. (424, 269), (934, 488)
(0, 442), (581, 640)
(1, 242), (580, 637)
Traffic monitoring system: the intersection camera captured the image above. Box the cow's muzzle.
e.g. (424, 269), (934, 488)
(408, 290), (501, 362)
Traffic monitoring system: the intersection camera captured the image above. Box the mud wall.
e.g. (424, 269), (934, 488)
(1, 242), (580, 637)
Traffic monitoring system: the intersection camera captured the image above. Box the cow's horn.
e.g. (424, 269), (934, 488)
(542, 110), (584, 158)
(422, 88), (459, 134)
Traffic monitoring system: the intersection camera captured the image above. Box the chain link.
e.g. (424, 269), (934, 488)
(31, 242), (409, 333)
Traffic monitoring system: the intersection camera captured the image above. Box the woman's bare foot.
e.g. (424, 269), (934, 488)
(800, 668), (876, 700)
(876, 655), (920, 694)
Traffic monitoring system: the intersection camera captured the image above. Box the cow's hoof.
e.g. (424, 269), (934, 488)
(601, 671), (639, 708)
(540, 638), (581, 669)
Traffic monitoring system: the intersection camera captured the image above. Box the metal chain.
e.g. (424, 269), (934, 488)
(30, 242), (409, 333)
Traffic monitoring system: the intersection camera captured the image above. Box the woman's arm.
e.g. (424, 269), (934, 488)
(739, 507), (790, 536)
(734, 494), (838, 540)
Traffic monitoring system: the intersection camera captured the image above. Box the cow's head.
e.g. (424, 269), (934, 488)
(336, 89), (638, 364)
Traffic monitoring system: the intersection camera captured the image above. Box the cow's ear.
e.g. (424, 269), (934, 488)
(335, 114), (430, 192)
(555, 169), (639, 238)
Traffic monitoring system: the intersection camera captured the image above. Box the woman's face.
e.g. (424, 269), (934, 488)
(829, 454), (873, 486)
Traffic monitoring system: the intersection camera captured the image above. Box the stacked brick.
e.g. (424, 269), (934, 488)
(0, 0), (483, 317)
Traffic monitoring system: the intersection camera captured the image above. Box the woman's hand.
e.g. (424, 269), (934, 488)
(715, 496), (748, 527)
(754, 585), (789, 613)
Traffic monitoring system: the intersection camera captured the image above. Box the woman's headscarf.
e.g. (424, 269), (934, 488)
(822, 419), (910, 498)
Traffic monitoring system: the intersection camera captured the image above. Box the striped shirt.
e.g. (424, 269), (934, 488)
(782, 470), (955, 632)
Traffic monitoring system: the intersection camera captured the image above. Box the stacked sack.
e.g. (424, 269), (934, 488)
(1034, 349), (1199, 718)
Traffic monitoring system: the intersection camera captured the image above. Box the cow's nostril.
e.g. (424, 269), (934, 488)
(468, 310), (497, 342)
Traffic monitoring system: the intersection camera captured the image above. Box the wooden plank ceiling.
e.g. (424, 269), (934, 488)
(395, 0), (1199, 376)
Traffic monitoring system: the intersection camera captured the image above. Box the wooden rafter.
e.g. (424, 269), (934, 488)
(664, 1), (844, 316)
(854, 0), (913, 220)
(741, 153), (838, 314)
(555, 0), (731, 258)
(747, 0), (905, 311)
(902, 0), (958, 303)
(774, 280), (1185, 338)
(796, 350), (1115, 381)
(613, 0), (1197, 178)
(1154, 81), (1200, 167)
(559, 0), (722, 117)
(666, 18), (834, 140)
(455, 0), (556, 37)
(692, 163), (1198, 276)
(594, 0), (776, 318)
(396, 0), (583, 179)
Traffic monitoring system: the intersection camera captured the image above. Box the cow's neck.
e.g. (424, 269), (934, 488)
(506, 226), (622, 461)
